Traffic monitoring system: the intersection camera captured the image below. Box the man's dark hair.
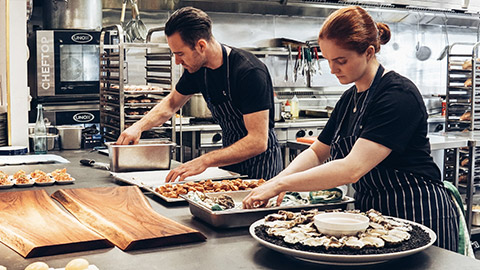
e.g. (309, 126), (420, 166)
(165, 7), (213, 49)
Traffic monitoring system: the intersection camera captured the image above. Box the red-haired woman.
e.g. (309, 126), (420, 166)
(243, 6), (459, 251)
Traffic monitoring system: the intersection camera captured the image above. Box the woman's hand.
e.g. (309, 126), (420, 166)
(242, 178), (284, 209)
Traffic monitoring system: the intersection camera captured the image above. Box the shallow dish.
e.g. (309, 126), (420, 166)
(55, 178), (75, 185)
(314, 212), (369, 237)
(35, 179), (56, 186)
(14, 181), (35, 187)
(249, 216), (436, 265)
(10, 175), (34, 187)
(0, 182), (14, 189)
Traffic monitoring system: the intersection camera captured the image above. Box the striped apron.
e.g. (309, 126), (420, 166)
(330, 65), (459, 251)
(203, 45), (283, 179)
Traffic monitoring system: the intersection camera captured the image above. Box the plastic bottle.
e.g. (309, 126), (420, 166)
(34, 104), (47, 154)
(284, 99), (291, 114)
(291, 94), (299, 119)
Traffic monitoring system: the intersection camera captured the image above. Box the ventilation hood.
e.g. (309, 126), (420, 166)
(176, 0), (480, 28)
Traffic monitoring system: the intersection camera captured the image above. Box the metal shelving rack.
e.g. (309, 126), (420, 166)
(99, 25), (175, 143)
(445, 42), (480, 235)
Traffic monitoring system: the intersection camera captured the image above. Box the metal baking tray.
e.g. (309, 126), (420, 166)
(111, 168), (244, 202)
(106, 140), (175, 172)
(182, 190), (355, 228)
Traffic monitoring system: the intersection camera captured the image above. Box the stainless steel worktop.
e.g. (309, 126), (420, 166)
(0, 150), (479, 269)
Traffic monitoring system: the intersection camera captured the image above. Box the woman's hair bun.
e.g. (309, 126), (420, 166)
(377, 22), (391, 45)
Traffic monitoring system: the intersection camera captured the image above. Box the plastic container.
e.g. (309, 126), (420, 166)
(57, 125), (84, 150)
(291, 95), (299, 119)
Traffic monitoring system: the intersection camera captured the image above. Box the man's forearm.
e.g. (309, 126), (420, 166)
(133, 95), (181, 132)
(199, 135), (266, 168)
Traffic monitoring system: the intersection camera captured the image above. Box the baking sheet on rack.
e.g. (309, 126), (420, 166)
(111, 167), (243, 202)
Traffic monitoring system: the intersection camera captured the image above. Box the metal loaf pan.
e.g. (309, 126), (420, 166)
(182, 190), (355, 228)
(106, 140), (176, 172)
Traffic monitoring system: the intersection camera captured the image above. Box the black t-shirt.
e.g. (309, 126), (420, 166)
(318, 71), (441, 181)
(175, 47), (275, 129)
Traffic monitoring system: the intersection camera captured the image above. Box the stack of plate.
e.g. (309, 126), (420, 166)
(0, 113), (7, 146)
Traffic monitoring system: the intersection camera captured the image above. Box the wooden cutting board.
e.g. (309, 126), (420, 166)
(0, 190), (110, 258)
(51, 186), (206, 250)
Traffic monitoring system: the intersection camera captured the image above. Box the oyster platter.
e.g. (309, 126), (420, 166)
(250, 209), (436, 265)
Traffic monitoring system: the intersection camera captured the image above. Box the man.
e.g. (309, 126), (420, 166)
(116, 7), (283, 182)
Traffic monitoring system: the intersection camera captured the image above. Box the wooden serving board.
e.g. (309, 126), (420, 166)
(0, 190), (110, 258)
(51, 186), (206, 250)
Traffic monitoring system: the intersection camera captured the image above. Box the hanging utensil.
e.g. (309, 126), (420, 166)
(120, 0), (130, 42)
(437, 14), (450, 60)
(284, 45), (291, 82)
(415, 14), (431, 61)
(124, 0), (135, 42)
(309, 48), (316, 75)
(293, 46), (301, 82)
(132, 0), (147, 41)
(313, 47), (322, 75)
(392, 23), (399, 51)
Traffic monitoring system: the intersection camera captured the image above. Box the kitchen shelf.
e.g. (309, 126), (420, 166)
(99, 25), (175, 143)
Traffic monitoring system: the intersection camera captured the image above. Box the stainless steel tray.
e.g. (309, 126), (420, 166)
(111, 168), (244, 203)
(182, 190), (355, 228)
(106, 140), (175, 172)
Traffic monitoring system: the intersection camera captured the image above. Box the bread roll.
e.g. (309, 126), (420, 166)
(463, 60), (472, 70)
(464, 78), (472, 87)
(24, 262), (49, 270)
(460, 111), (471, 121)
(65, 258), (89, 270)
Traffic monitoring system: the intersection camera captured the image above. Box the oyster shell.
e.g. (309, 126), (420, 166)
(264, 220), (296, 228)
(345, 236), (365, 250)
(388, 229), (411, 241)
(301, 236), (330, 247)
(266, 227), (291, 237)
(360, 236), (385, 248)
(278, 210), (297, 219)
(284, 231), (310, 244)
(380, 234), (403, 245)
(325, 236), (344, 249)
(366, 228), (388, 237)
(265, 213), (287, 221)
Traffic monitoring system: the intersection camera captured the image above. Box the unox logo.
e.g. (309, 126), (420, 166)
(73, 112), (95, 123)
(71, 33), (93, 43)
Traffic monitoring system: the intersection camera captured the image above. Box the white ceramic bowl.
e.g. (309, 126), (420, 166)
(314, 212), (369, 237)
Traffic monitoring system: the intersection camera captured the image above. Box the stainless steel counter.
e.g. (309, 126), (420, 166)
(0, 150), (479, 269)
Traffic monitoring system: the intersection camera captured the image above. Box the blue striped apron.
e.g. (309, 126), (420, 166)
(330, 65), (459, 251)
(203, 45), (283, 179)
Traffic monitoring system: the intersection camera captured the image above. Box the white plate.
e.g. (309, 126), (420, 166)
(35, 179), (56, 186)
(10, 175), (35, 187)
(55, 178), (75, 185)
(249, 216), (436, 266)
(0, 182), (14, 189)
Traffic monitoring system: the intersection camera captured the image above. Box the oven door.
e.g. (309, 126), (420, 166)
(56, 42), (100, 95)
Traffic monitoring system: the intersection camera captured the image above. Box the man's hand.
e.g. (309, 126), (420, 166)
(115, 125), (143, 145)
(165, 157), (209, 182)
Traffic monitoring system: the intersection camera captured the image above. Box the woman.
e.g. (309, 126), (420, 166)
(243, 6), (459, 251)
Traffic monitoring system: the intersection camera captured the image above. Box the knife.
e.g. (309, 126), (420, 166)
(80, 159), (110, 170)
